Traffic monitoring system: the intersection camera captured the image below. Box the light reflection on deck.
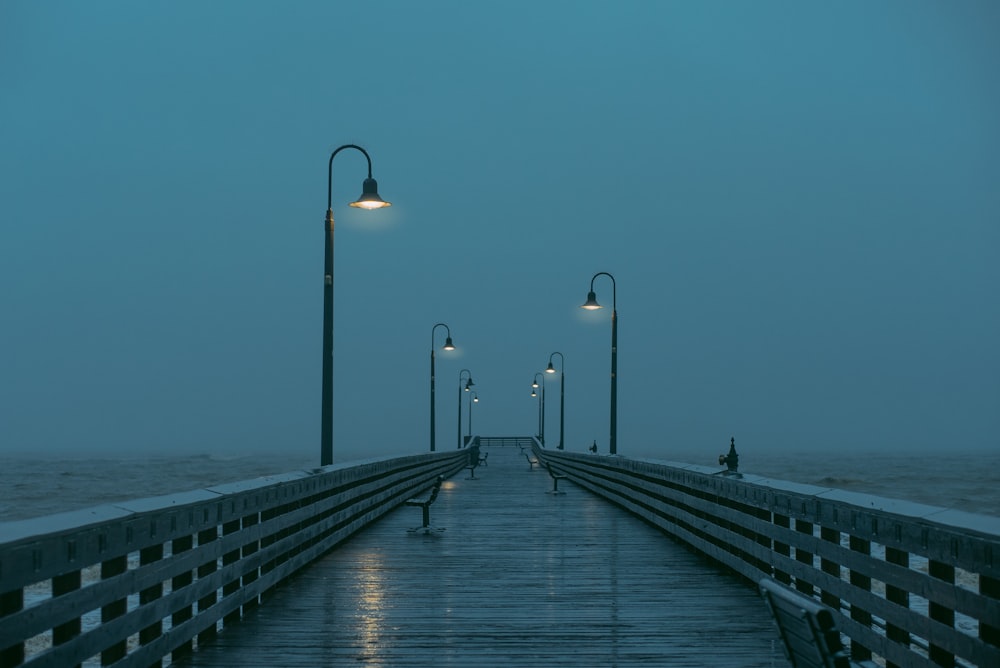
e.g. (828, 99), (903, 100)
(174, 447), (788, 667)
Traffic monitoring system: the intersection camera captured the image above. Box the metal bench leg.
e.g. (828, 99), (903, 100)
(548, 476), (567, 495)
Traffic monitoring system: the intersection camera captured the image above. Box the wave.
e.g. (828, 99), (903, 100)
(815, 476), (864, 487)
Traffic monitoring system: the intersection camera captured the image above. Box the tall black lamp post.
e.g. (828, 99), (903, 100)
(531, 372), (545, 445)
(430, 323), (456, 452)
(581, 272), (618, 455)
(321, 144), (391, 466)
(545, 352), (565, 450)
(458, 369), (474, 448)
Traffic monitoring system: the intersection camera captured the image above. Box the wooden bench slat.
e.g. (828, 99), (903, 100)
(760, 578), (857, 668)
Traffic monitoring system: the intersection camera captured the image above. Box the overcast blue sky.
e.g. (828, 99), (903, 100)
(1, 1), (997, 464)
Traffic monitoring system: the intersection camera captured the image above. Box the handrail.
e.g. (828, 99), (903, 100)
(477, 436), (537, 448)
(0, 451), (466, 666)
(533, 446), (1000, 668)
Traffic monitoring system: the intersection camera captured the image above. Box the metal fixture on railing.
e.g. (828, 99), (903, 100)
(718, 437), (741, 477)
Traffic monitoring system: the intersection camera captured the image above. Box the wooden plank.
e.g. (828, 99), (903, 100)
(174, 447), (787, 667)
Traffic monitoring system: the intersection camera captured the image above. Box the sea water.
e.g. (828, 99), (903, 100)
(1, 447), (998, 523)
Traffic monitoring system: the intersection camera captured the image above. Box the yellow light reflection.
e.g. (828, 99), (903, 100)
(355, 550), (387, 651)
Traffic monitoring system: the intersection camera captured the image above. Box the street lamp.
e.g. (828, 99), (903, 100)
(321, 144), (391, 466)
(531, 372), (545, 445)
(581, 271), (618, 455)
(458, 369), (474, 448)
(468, 391), (479, 440)
(430, 323), (456, 452)
(545, 352), (565, 450)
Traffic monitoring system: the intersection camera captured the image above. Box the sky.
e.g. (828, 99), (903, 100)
(1, 1), (997, 465)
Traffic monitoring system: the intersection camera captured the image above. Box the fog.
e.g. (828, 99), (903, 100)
(1, 2), (997, 465)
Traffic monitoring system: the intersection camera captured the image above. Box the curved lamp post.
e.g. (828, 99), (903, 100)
(531, 372), (545, 445)
(581, 272), (618, 455)
(457, 369), (474, 448)
(545, 352), (565, 450)
(321, 144), (391, 466)
(430, 323), (456, 452)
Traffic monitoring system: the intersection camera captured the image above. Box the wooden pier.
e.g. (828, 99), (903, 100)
(173, 446), (784, 667)
(5, 440), (996, 667)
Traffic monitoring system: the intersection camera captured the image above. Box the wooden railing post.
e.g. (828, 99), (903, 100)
(849, 536), (873, 662)
(259, 505), (280, 600)
(884, 546), (910, 668)
(773, 513), (791, 584)
(795, 519), (814, 594)
(0, 588), (24, 666)
(983, 574), (1000, 650)
(53, 569), (82, 668)
(197, 525), (220, 645)
(754, 506), (771, 573)
(139, 543), (164, 668)
(100, 555), (128, 665)
(222, 518), (242, 625)
(929, 559), (956, 667)
(820, 527), (840, 609)
(171, 533), (195, 659)
(242, 511), (261, 612)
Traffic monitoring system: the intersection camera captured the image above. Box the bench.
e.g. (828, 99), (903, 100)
(405, 476), (444, 533)
(466, 445), (482, 479)
(520, 447), (539, 469)
(759, 578), (878, 668)
(545, 462), (568, 494)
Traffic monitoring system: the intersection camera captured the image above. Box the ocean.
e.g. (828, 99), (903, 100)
(1, 447), (998, 524)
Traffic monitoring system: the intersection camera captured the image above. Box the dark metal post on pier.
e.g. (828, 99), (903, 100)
(429, 323), (455, 452)
(457, 369), (474, 449)
(531, 372), (545, 445)
(545, 351), (565, 450)
(320, 144), (391, 466)
(719, 437), (741, 477)
(581, 271), (618, 455)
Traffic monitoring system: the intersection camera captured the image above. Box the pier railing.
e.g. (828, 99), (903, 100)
(535, 446), (1000, 668)
(0, 451), (466, 667)
(475, 436), (535, 448)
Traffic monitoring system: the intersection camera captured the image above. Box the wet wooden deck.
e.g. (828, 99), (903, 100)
(174, 447), (788, 667)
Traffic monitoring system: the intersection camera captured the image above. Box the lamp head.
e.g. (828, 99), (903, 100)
(530, 389), (537, 398)
(442, 336), (455, 351)
(464, 378), (474, 391)
(545, 362), (556, 373)
(473, 394), (479, 403)
(531, 379), (539, 389)
(581, 290), (602, 310)
(349, 177), (391, 210)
